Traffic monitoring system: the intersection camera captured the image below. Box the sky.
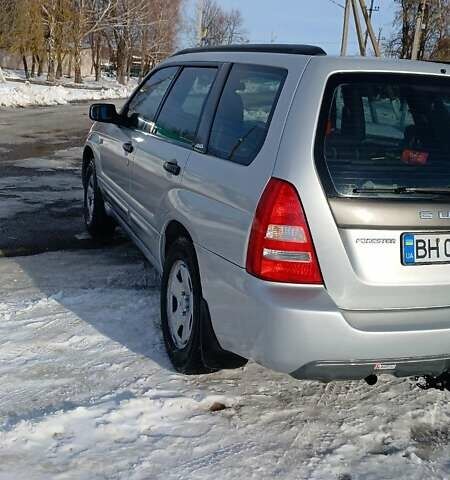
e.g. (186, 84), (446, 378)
(182, 0), (398, 56)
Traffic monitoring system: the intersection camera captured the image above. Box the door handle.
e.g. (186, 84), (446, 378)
(163, 160), (181, 176)
(122, 142), (134, 154)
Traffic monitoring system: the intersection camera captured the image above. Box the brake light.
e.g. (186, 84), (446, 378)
(246, 178), (323, 284)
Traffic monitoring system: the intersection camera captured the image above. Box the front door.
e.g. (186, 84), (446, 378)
(97, 123), (134, 217)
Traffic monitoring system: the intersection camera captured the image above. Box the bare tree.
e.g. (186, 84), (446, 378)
(41, 0), (59, 82)
(90, 0), (181, 83)
(193, 0), (247, 47)
(0, 0), (45, 79)
(68, 0), (119, 83)
(386, 0), (449, 60)
(0, 0), (182, 84)
(138, 0), (181, 78)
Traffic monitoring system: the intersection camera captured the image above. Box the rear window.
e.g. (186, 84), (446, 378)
(318, 73), (450, 198)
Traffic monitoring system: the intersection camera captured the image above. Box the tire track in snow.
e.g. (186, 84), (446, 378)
(169, 440), (258, 478)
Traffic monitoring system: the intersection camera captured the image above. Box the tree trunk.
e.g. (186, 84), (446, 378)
(47, 27), (56, 83)
(95, 64), (100, 82)
(56, 51), (63, 79)
(37, 55), (44, 77)
(47, 42), (56, 82)
(139, 30), (148, 80)
(67, 55), (72, 78)
(126, 54), (132, 82)
(90, 33), (102, 82)
(116, 38), (127, 85)
(31, 55), (36, 78)
(22, 56), (30, 80)
(95, 41), (101, 82)
(74, 43), (83, 84)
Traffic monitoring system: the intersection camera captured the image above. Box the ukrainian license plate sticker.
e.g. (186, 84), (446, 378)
(402, 232), (450, 265)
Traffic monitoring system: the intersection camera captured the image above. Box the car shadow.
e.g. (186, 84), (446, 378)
(10, 239), (175, 373)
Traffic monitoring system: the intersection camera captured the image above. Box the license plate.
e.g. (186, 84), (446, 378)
(402, 232), (450, 265)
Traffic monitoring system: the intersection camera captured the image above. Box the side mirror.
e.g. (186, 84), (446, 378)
(89, 103), (120, 124)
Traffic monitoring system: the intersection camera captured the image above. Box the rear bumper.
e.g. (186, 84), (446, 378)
(196, 244), (450, 380)
(292, 356), (450, 381)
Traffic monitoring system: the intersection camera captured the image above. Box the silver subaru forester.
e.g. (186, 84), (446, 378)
(82, 44), (450, 386)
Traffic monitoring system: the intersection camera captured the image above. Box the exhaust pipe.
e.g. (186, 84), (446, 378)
(365, 374), (378, 386)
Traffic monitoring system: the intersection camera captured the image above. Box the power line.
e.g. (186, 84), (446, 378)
(327, 0), (345, 9)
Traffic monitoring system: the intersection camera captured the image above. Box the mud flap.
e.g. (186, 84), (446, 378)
(200, 298), (247, 370)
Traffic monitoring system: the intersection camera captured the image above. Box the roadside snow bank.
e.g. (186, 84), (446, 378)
(0, 81), (133, 108)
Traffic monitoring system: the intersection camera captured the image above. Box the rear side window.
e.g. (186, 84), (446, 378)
(319, 73), (450, 198)
(208, 64), (287, 165)
(154, 67), (217, 145)
(126, 66), (178, 132)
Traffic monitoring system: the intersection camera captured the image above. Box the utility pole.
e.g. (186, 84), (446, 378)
(411, 0), (427, 60)
(351, 0), (366, 55)
(340, 0), (381, 57)
(358, 0), (381, 56)
(363, 0), (379, 50)
(340, 0), (351, 56)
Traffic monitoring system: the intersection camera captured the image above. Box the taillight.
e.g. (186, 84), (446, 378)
(246, 177), (323, 284)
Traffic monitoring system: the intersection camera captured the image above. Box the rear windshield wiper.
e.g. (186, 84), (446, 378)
(352, 186), (450, 196)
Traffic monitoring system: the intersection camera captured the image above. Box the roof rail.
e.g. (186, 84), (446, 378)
(172, 44), (327, 57)
(423, 58), (450, 65)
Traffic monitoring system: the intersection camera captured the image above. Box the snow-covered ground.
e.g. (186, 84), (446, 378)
(0, 82), (133, 108)
(0, 69), (136, 108)
(2, 245), (450, 479)
(2, 126), (450, 479)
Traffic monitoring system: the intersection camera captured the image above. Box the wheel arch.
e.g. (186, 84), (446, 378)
(162, 220), (194, 264)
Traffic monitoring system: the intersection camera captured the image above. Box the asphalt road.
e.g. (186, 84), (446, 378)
(0, 100), (124, 256)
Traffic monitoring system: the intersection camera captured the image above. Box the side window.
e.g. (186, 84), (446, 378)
(154, 67), (217, 145)
(126, 66), (178, 132)
(208, 64), (287, 165)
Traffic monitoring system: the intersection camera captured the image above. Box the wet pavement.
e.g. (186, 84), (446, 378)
(0, 100), (125, 256)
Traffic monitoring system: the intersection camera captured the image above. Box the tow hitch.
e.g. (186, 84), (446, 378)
(417, 372), (450, 391)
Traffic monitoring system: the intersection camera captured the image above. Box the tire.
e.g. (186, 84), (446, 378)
(161, 237), (215, 374)
(83, 158), (115, 240)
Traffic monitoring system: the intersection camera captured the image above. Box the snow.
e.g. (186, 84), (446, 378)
(0, 69), (137, 108)
(1, 244), (450, 479)
(0, 81), (134, 108)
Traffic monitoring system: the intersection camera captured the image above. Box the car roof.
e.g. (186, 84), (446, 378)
(165, 44), (449, 77)
(172, 44), (327, 57)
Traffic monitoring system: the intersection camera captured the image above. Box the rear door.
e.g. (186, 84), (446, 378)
(182, 62), (290, 266)
(310, 72), (450, 310)
(128, 65), (219, 258)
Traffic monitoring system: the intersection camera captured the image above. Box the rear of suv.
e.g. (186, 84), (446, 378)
(82, 44), (450, 384)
